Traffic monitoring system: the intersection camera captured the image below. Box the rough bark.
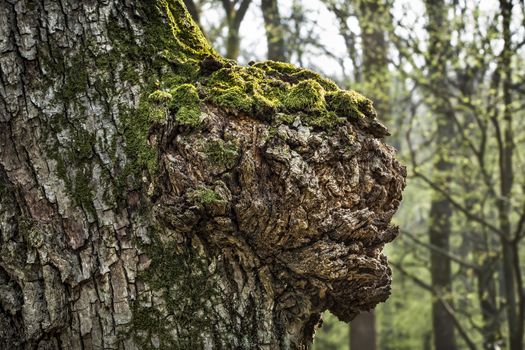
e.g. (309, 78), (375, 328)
(0, 0), (405, 349)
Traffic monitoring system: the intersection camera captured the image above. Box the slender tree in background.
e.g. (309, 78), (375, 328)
(396, 0), (525, 348)
(422, 0), (458, 349)
(219, 0), (252, 59)
(0, 0), (406, 348)
(355, 0), (391, 119)
(496, 1), (524, 349)
(261, 0), (286, 61)
(350, 1), (392, 349)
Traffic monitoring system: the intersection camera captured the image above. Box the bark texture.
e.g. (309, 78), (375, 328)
(0, 0), (405, 349)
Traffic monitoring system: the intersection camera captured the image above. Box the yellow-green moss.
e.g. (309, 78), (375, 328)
(325, 90), (370, 120)
(190, 187), (222, 205)
(121, 100), (165, 177)
(185, 60), (377, 129)
(148, 90), (173, 104)
(252, 61), (339, 91)
(208, 86), (253, 113)
(170, 84), (202, 126)
(283, 80), (326, 112)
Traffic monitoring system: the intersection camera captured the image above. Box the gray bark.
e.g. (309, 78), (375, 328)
(0, 0), (405, 349)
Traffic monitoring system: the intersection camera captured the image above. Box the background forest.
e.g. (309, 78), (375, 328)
(182, 0), (525, 349)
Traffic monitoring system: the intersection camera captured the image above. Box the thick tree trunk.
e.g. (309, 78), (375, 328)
(0, 0), (405, 349)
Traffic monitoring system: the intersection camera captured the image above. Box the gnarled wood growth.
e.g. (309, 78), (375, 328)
(0, 0), (405, 348)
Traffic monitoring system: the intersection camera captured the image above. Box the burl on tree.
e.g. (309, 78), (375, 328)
(0, 0), (405, 349)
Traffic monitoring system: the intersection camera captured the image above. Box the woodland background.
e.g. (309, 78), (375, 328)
(181, 0), (525, 349)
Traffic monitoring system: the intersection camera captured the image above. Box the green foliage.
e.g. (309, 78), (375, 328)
(313, 312), (349, 350)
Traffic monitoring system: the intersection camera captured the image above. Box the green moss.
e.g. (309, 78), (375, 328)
(274, 113), (296, 125)
(204, 139), (238, 167)
(190, 187), (222, 205)
(170, 84), (199, 106)
(176, 106), (201, 126)
(72, 130), (95, 160)
(129, 233), (219, 348)
(252, 61), (338, 91)
(72, 168), (96, 216)
(208, 86), (253, 113)
(193, 60), (374, 129)
(170, 84), (202, 126)
(156, 0), (216, 60)
(325, 90), (370, 120)
(305, 111), (346, 128)
(18, 217), (44, 248)
(283, 80), (326, 112)
(290, 70), (339, 91)
(148, 90), (173, 104)
(58, 52), (89, 102)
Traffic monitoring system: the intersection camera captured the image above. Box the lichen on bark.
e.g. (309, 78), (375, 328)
(0, 0), (405, 349)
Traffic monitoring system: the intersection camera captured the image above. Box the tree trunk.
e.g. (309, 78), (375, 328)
(349, 2), (392, 347)
(497, 1), (523, 349)
(226, 29), (241, 60)
(223, 0), (252, 60)
(261, 0), (286, 62)
(350, 311), (376, 350)
(0, 0), (405, 349)
(356, 0), (390, 121)
(423, 1), (457, 350)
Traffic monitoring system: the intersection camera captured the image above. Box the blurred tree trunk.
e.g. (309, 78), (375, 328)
(349, 2), (391, 349)
(356, 0), (390, 121)
(350, 311), (376, 350)
(221, 0), (252, 59)
(261, 0), (286, 61)
(423, 0), (457, 349)
(184, 0), (202, 26)
(497, 1), (523, 349)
